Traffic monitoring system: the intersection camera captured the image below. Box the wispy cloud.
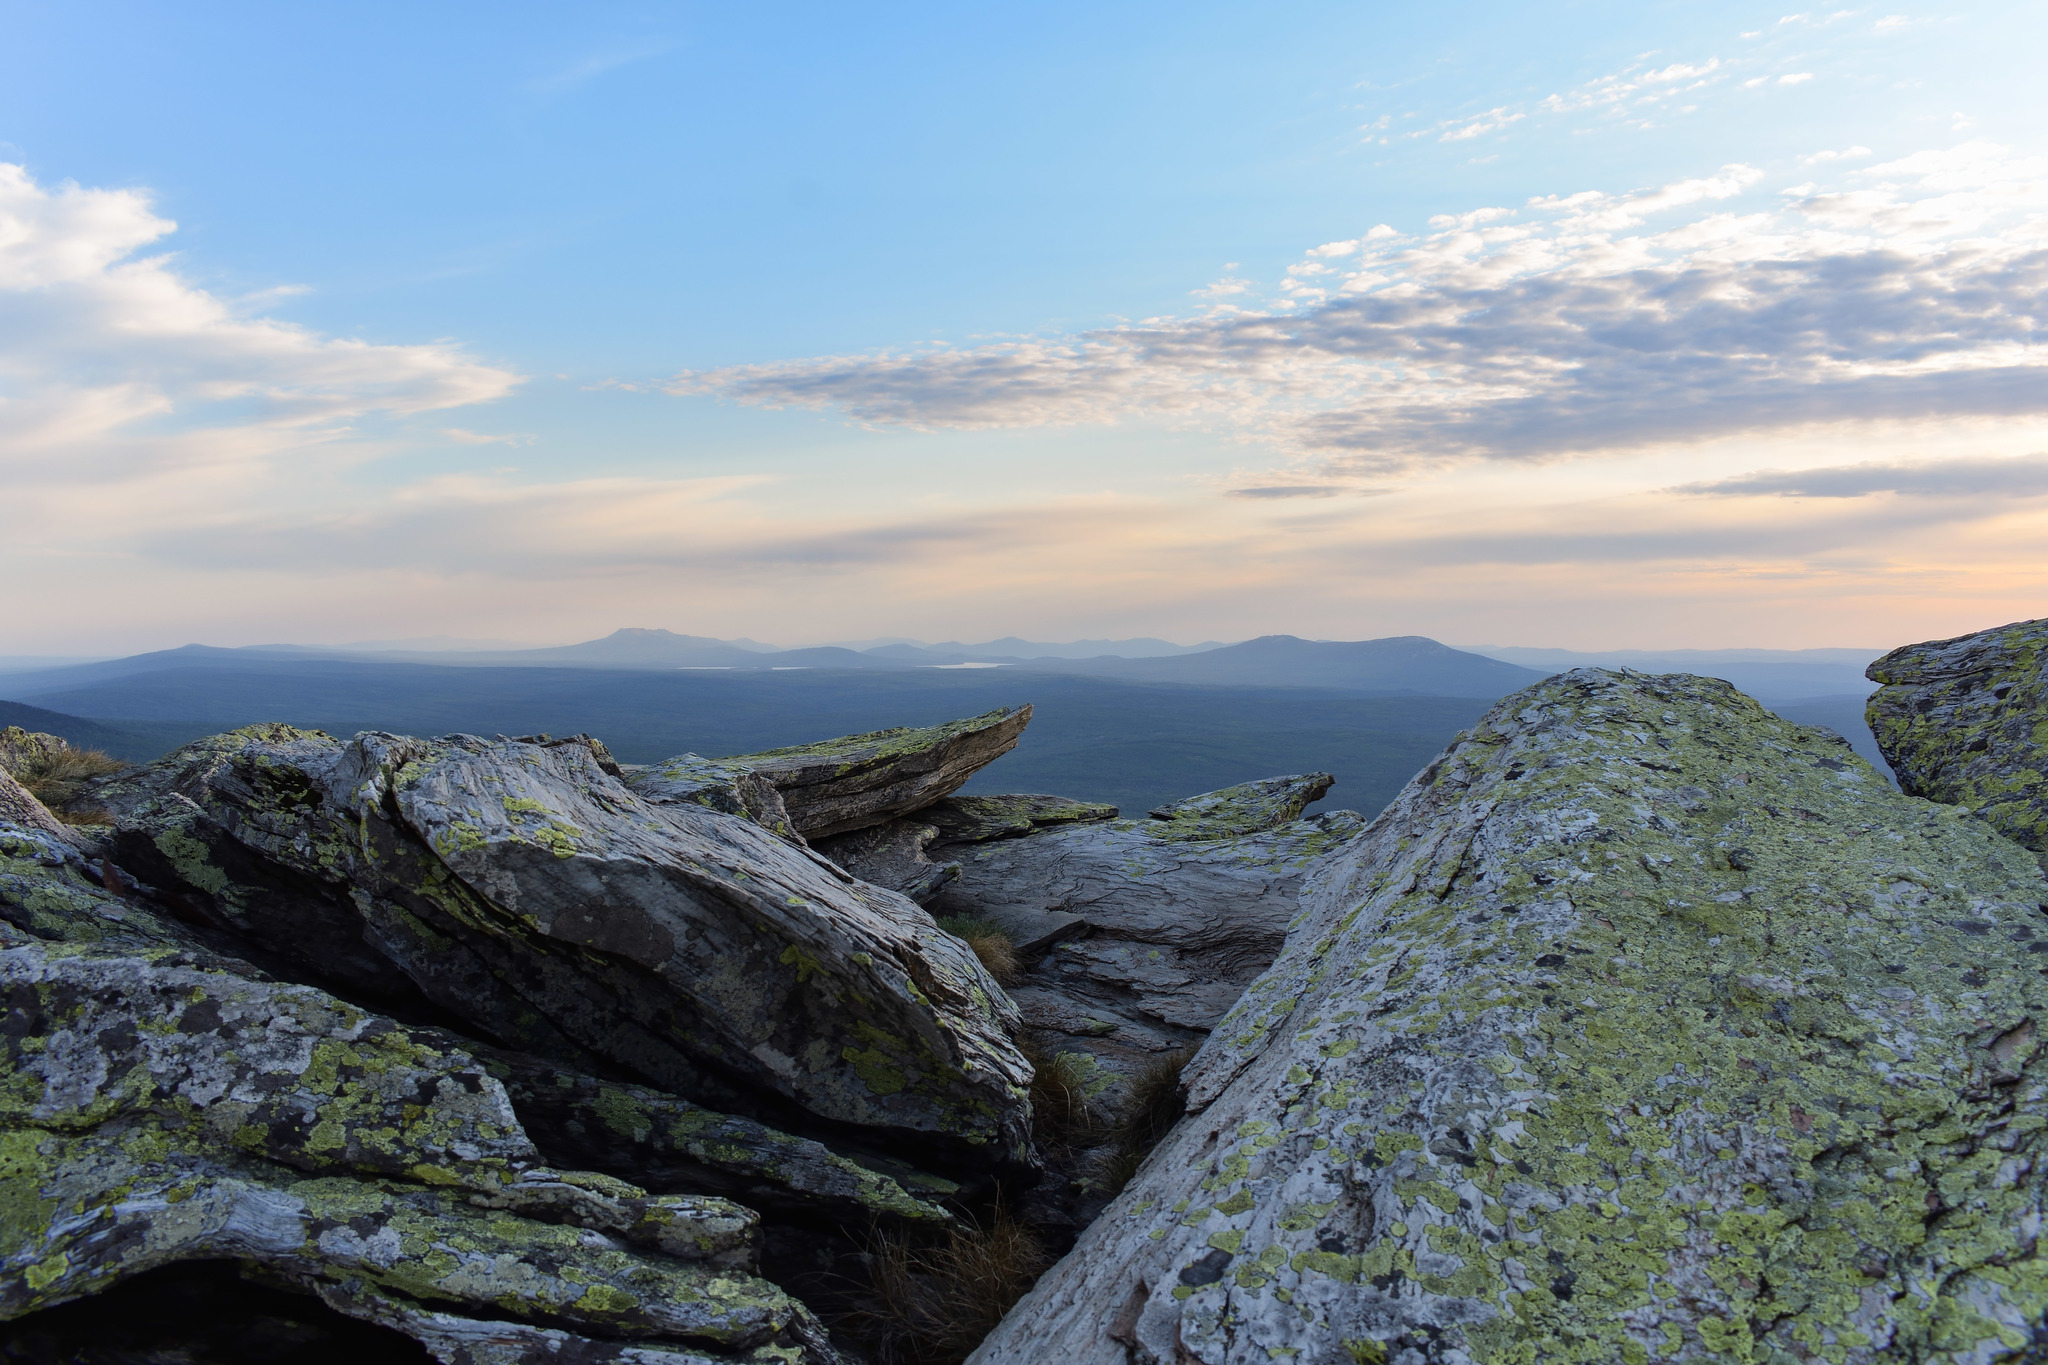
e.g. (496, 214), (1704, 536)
(673, 144), (2048, 481)
(1676, 454), (2048, 499)
(525, 43), (672, 95)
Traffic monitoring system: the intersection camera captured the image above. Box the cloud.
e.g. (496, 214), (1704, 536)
(1675, 454), (2048, 499)
(1441, 107), (1525, 142)
(525, 44), (671, 95)
(0, 163), (521, 480)
(675, 145), (2048, 475)
(1227, 485), (1347, 499)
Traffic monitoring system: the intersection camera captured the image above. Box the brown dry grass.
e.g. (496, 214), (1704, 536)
(13, 746), (127, 819)
(1096, 1046), (1193, 1196)
(1017, 1038), (1103, 1150)
(934, 915), (1019, 985)
(856, 1204), (1050, 1364)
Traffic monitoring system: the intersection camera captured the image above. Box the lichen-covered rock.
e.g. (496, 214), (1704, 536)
(0, 727), (68, 779)
(1146, 773), (1333, 841)
(476, 1046), (954, 1226)
(920, 794), (1120, 844)
(91, 725), (1034, 1174)
(973, 670), (2048, 1365)
(1868, 617), (2048, 866)
(717, 706), (1033, 840)
(0, 924), (835, 1361)
(927, 779), (1365, 1075)
(0, 768), (78, 846)
(812, 819), (960, 904)
(625, 754), (805, 845)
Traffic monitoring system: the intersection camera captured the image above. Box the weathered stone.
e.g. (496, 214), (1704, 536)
(813, 819), (959, 904)
(920, 793), (1120, 844)
(91, 725), (1034, 1175)
(0, 768), (77, 846)
(625, 754), (804, 845)
(717, 706), (1033, 840)
(927, 779), (1365, 1078)
(476, 1046), (955, 1226)
(1868, 616), (2048, 866)
(1146, 772), (1332, 841)
(0, 727), (69, 779)
(0, 915), (834, 1360)
(973, 669), (2048, 1365)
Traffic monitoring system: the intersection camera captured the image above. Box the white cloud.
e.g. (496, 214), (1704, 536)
(1779, 72), (1815, 85)
(1802, 145), (1872, 163)
(1440, 107), (1525, 142)
(0, 163), (521, 482)
(675, 145), (2048, 477)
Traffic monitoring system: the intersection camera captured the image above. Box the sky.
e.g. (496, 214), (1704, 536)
(2, 0), (2044, 654)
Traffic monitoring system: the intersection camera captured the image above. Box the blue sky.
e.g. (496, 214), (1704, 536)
(3, 1), (2044, 651)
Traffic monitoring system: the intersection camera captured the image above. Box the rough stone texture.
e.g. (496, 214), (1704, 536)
(625, 755), (805, 846)
(927, 779), (1366, 1077)
(0, 854), (836, 1362)
(1147, 773), (1334, 841)
(89, 725), (1033, 1175)
(718, 706), (1033, 840)
(0, 727), (69, 780)
(1868, 617), (2048, 868)
(0, 769), (77, 846)
(475, 1046), (954, 1226)
(920, 794), (1120, 844)
(813, 819), (959, 905)
(973, 670), (2048, 1365)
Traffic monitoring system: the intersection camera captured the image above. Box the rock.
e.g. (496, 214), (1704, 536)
(1146, 773), (1332, 840)
(921, 794), (1120, 843)
(927, 779), (1365, 1076)
(476, 1046), (956, 1226)
(972, 670), (2048, 1365)
(0, 767), (78, 845)
(813, 818), (960, 904)
(1868, 616), (2048, 866)
(0, 726), (68, 778)
(717, 706), (1033, 839)
(91, 725), (1034, 1176)
(625, 753), (805, 844)
(0, 900), (836, 1361)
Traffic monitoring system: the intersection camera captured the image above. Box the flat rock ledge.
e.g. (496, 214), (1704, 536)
(972, 668), (2048, 1365)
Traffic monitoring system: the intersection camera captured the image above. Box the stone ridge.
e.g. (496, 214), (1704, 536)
(1147, 773), (1335, 842)
(1868, 616), (2048, 867)
(721, 705), (1033, 839)
(972, 668), (2048, 1365)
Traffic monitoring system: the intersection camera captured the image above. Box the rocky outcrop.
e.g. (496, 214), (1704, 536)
(0, 767), (76, 844)
(1868, 616), (2047, 866)
(973, 670), (2048, 1365)
(88, 724), (1033, 1175)
(717, 706), (1032, 839)
(0, 725), (68, 777)
(927, 778), (1363, 1075)
(0, 801), (838, 1363)
(624, 753), (805, 844)
(813, 818), (961, 904)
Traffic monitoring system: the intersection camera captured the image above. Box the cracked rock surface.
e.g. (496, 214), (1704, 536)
(1868, 615), (2048, 869)
(973, 669), (2048, 1365)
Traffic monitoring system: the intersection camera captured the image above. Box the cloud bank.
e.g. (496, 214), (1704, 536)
(672, 144), (2048, 478)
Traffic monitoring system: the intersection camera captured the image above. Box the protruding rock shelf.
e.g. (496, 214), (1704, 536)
(1869, 615), (2048, 868)
(972, 669), (2048, 1365)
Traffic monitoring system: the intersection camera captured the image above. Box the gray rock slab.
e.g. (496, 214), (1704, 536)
(1868, 615), (2048, 867)
(716, 706), (1032, 839)
(1146, 772), (1333, 840)
(972, 669), (2048, 1365)
(812, 819), (960, 904)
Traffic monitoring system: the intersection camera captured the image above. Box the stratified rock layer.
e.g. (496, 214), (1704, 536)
(1869, 616), (2048, 866)
(929, 778), (1363, 1072)
(90, 725), (1032, 1174)
(973, 669), (2048, 1365)
(719, 706), (1032, 839)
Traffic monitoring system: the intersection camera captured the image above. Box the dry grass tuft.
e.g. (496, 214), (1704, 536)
(1096, 1046), (1193, 1195)
(13, 746), (127, 819)
(934, 915), (1019, 985)
(857, 1204), (1049, 1363)
(1017, 1038), (1102, 1150)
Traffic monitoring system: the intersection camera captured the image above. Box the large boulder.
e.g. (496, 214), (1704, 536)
(927, 777), (1364, 1074)
(1868, 616), (2047, 867)
(89, 725), (1034, 1175)
(973, 670), (2048, 1365)
(0, 818), (836, 1363)
(712, 706), (1032, 839)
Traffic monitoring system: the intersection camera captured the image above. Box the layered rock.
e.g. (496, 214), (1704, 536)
(1868, 616), (2048, 866)
(973, 669), (2048, 1365)
(927, 777), (1363, 1074)
(0, 796), (837, 1363)
(717, 706), (1032, 839)
(89, 725), (1033, 1174)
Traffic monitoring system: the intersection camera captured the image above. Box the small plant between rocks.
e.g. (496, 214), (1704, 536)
(1096, 1046), (1192, 1196)
(934, 914), (1019, 985)
(0, 735), (126, 824)
(852, 1203), (1049, 1365)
